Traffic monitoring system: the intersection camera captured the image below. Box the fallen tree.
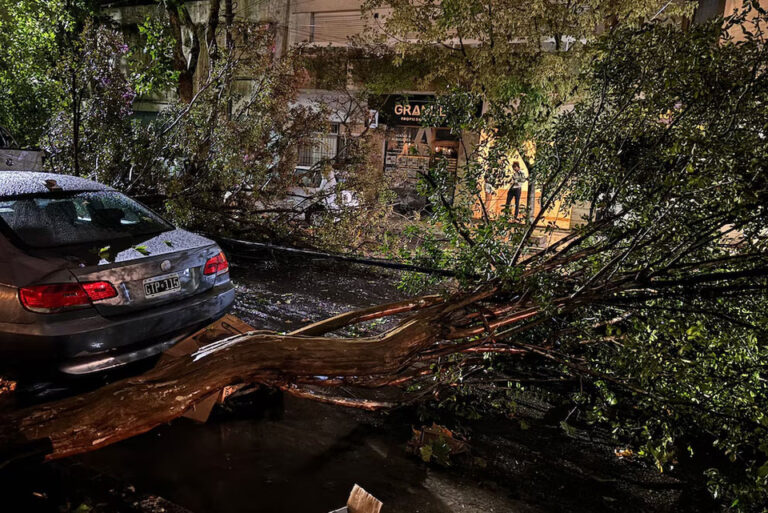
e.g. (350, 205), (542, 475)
(0, 289), (526, 460)
(0, 253), (755, 461)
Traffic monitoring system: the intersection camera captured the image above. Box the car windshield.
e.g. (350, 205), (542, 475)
(0, 190), (173, 248)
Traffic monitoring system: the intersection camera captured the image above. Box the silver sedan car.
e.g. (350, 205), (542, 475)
(0, 171), (235, 375)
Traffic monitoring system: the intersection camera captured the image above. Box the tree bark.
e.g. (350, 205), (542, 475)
(206, 0), (222, 63)
(71, 67), (80, 175)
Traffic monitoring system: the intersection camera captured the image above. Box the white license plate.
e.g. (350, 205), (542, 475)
(143, 273), (181, 299)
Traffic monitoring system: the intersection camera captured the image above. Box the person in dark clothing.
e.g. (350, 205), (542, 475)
(504, 161), (525, 218)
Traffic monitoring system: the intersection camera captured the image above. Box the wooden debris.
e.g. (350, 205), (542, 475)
(347, 484), (383, 513)
(330, 484), (383, 513)
(172, 315), (255, 423)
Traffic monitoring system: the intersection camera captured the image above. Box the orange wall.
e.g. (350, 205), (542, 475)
(723, 0), (768, 41)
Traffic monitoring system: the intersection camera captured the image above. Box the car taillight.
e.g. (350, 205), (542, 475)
(203, 251), (229, 276)
(82, 281), (118, 301)
(19, 281), (117, 313)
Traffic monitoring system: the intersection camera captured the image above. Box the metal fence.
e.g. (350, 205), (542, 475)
(297, 125), (340, 169)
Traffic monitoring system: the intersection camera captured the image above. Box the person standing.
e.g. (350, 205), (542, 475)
(504, 161), (525, 218)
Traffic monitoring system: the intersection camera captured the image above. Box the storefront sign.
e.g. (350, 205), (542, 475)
(380, 94), (444, 127)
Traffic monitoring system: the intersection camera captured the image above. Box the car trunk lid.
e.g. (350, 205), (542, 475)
(56, 229), (221, 317)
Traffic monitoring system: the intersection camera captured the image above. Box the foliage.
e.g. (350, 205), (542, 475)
(376, 2), (768, 510)
(0, 0), (131, 158)
(363, 0), (696, 143)
(117, 19), (383, 246)
(0, 0), (385, 247)
(0, 0), (70, 146)
(128, 15), (180, 96)
(42, 21), (135, 177)
(524, 23), (768, 509)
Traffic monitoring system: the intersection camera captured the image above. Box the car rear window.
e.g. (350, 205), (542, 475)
(0, 190), (173, 248)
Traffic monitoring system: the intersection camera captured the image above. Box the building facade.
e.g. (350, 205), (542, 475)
(104, 0), (751, 228)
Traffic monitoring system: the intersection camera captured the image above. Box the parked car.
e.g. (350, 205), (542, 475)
(0, 171), (235, 375)
(253, 167), (359, 224)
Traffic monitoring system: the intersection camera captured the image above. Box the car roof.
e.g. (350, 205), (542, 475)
(0, 171), (112, 196)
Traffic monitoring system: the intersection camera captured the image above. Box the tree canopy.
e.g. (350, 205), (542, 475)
(374, 4), (768, 509)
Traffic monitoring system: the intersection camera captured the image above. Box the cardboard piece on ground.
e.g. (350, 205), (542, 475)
(161, 336), (201, 360)
(346, 484), (383, 513)
(188, 314), (255, 346)
(159, 314), (255, 422)
(181, 384), (246, 423)
(180, 391), (220, 423)
(159, 314), (255, 364)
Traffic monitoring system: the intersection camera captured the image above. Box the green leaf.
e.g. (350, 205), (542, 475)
(419, 444), (433, 463)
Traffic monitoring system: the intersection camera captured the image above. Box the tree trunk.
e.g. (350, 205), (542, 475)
(178, 70), (195, 104)
(0, 294), (469, 462)
(71, 70), (80, 175)
(0, 277), (596, 464)
(0, 235), (736, 464)
(526, 172), (535, 224)
(224, 0), (234, 52)
(168, 5), (200, 104)
(206, 0), (222, 63)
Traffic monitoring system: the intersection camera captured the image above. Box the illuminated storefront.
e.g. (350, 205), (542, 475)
(377, 94), (463, 210)
(373, 94), (581, 228)
(475, 136), (578, 229)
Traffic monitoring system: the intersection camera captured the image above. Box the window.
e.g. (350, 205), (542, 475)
(297, 124), (340, 169)
(309, 12), (316, 43)
(0, 191), (172, 248)
(310, 11), (366, 44)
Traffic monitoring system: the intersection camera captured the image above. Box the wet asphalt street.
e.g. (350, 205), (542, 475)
(1, 255), (713, 513)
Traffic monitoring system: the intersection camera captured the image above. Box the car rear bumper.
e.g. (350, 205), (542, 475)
(0, 281), (235, 374)
(57, 328), (193, 375)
